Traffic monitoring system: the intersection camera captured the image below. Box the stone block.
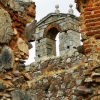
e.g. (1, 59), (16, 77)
(17, 38), (29, 55)
(0, 8), (14, 44)
(0, 46), (14, 70)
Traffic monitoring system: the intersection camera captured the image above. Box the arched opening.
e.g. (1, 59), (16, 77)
(44, 27), (60, 57)
(46, 27), (59, 40)
(43, 23), (62, 57)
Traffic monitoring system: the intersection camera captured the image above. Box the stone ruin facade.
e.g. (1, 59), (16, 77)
(34, 13), (80, 61)
(0, 0), (100, 100)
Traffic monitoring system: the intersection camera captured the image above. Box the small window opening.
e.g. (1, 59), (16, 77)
(67, 46), (70, 49)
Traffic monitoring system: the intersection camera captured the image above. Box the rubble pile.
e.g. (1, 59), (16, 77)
(26, 51), (86, 100)
(26, 51), (100, 99)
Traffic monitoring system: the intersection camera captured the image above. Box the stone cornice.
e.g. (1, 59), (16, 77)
(37, 13), (79, 27)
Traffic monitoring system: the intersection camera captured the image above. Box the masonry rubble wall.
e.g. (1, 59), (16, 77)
(26, 51), (85, 100)
(26, 49), (100, 100)
(0, 0), (37, 100)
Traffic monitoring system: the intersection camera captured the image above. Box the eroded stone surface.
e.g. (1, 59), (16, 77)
(0, 45), (14, 70)
(11, 90), (37, 100)
(0, 8), (13, 44)
(17, 38), (29, 55)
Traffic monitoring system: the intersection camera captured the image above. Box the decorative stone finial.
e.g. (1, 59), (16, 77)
(68, 4), (74, 15)
(55, 5), (60, 14)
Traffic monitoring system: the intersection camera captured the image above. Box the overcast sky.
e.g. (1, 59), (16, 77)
(25, 0), (80, 65)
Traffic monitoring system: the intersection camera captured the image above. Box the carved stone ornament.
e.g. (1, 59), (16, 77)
(0, 8), (14, 44)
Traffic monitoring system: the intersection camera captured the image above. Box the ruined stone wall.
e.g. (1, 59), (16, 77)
(26, 51), (84, 100)
(74, 0), (100, 99)
(0, 0), (37, 100)
(27, 48), (100, 100)
(75, 0), (100, 67)
(0, 0), (100, 100)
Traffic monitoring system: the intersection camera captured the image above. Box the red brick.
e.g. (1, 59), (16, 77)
(84, 11), (91, 16)
(84, 15), (94, 19)
(86, 22), (95, 27)
(9, 10), (14, 17)
(17, 28), (24, 33)
(95, 34), (100, 39)
(84, 44), (91, 49)
(94, 17), (100, 22)
(92, 41), (96, 43)
(79, 22), (83, 26)
(85, 19), (94, 24)
(12, 15), (18, 21)
(84, 48), (91, 53)
(94, 1), (100, 6)
(86, 27), (94, 31)
(83, 40), (89, 45)
(86, 25), (100, 31)
(95, 0), (99, 2)
(85, 14), (100, 20)
(86, 21), (100, 28)
(94, 25), (100, 30)
(96, 21), (100, 25)
(97, 48), (100, 50)
(87, 2), (93, 7)
(80, 29), (86, 33)
(86, 31), (95, 36)
(94, 13), (100, 17)
(14, 21), (21, 27)
(84, 7), (93, 11)
(93, 6), (100, 11)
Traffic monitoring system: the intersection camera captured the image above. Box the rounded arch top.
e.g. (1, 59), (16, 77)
(44, 23), (62, 40)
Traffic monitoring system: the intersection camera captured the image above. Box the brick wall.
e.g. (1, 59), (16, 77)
(75, 0), (100, 67)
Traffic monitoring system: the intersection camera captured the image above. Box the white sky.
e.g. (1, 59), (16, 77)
(25, 0), (80, 65)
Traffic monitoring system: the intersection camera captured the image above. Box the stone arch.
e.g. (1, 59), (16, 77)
(35, 14), (80, 61)
(44, 23), (62, 40)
